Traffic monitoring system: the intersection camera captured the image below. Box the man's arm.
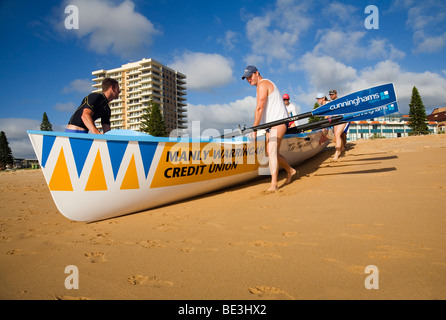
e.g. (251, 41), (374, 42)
(81, 108), (101, 134)
(102, 124), (111, 133)
(253, 80), (270, 127)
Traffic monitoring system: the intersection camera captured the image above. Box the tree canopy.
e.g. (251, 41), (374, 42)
(139, 101), (167, 137)
(0, 131), (14, 168)
(40, 112), (53, 131)
(408, 86), (429, 135)
(308, 102), (324, 123)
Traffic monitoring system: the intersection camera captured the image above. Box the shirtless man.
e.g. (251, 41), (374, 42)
(66, 78), (120, 134)
(242, 66), (297, 191)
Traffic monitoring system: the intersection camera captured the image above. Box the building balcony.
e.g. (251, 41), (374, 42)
(140, 77), (162, 86)
(176, 77), (186, 84)
(92, 69), (106, 77)
(127, 100), (142, 107)
(178, 117), (188, 124)
(127, 113), (142, 119)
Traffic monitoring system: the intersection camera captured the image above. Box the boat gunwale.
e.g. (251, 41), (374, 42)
(27, 130), (313, 143)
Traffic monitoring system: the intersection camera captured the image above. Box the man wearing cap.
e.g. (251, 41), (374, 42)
(329, 89), (348, 159)
(283, 94), (299, 127)
(242, 65), (297, 191)
(329, 89), (338, 100)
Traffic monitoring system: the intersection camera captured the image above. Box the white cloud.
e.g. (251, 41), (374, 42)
(187, 96), (257, 136)
(169, 52), (235, 91)
(402, 0), (446, 53)
(296, 54), (446, 114)
(321, 2), (358, 28)
(186, 93), (308, 136)
(0, 118), (40, 159)
(313, 30), (405, 62)
(244, 0), (311, 64)
(218, 30), (240, 51)
(412, 30), (446, 54)
(62, 78), (93, 94)
(243, 54), (265, 68)
(0, 119), (66, 159)
(57, 0), (161, 58)
(54, 102), (77, 112)
(298, 53), (357, 92)
(358, 60), (446, 111)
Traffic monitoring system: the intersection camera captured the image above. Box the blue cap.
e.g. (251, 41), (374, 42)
(242, 65), (258, 79)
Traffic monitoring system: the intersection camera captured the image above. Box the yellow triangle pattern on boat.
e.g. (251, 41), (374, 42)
(120, 154), (139, 190)
(85, 150), (107, 191)
(49, 147), (73, 191)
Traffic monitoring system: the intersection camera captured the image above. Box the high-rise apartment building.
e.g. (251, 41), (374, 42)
(92, 58), (187, 135)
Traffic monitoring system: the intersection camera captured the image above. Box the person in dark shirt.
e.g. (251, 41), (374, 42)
(66, 78), (120, 134)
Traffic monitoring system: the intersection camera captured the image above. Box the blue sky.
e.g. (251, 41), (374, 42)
(1, 0), (445, 158)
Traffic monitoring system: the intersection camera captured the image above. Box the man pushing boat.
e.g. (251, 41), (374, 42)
(242, 65), (297, 191)
(66, 78), (120, 134)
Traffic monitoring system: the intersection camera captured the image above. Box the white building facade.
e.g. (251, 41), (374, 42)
(92, 58), (187, 135)
(346, 114), (438, 141)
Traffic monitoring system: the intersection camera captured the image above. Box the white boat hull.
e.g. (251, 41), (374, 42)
(28, 129), (332, 221)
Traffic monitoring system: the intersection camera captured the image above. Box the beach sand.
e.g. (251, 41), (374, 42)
(1, 134), (445, 300)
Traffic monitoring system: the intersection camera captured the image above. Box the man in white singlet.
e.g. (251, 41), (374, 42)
(242, 65), (297, 191)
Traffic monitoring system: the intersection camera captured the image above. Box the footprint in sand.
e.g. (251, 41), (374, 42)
(281, 232), (298, 237)
(249, 286), (294, 300)
(136, 240), (166, 249)
(6, 249), (24, 255)
(323, 258), (370, 275)
(244, 250), (282, 259)
(55, 295), (90, 300)
(0, 235), (12, 243)
(154, 224), (178, 232)
(84, 252), (106, 263)
(127, 275), (173, 288)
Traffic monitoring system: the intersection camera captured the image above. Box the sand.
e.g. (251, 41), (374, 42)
(1, 134), (445, 300)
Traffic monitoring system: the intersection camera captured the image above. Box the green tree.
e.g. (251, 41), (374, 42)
(0, 131), (14, 169)
(139, 101), (167, 137)
(308, 102), (324, 123)
(408, 86), (429, 135)
(40, 112), (53, 131)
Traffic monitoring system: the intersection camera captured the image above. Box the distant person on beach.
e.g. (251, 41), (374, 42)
(66, 78), (120, 134)
(283, 94), (299, 127)
(242, 65), (297, 191)
(316, 92), (329, 106)
(316, 93), (331, 145)
(329, 89), (348, 159)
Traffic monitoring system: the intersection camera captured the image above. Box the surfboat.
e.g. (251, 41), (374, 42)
(27, 129), (332, 221)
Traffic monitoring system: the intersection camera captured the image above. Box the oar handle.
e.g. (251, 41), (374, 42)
(219, 111), (313, 138)
(248, 112), (314, 131)
(286, 115), (344, 134)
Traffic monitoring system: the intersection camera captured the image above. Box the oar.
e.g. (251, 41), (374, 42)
(220, 83), (397, 138)
(287, 102), (399, 134)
